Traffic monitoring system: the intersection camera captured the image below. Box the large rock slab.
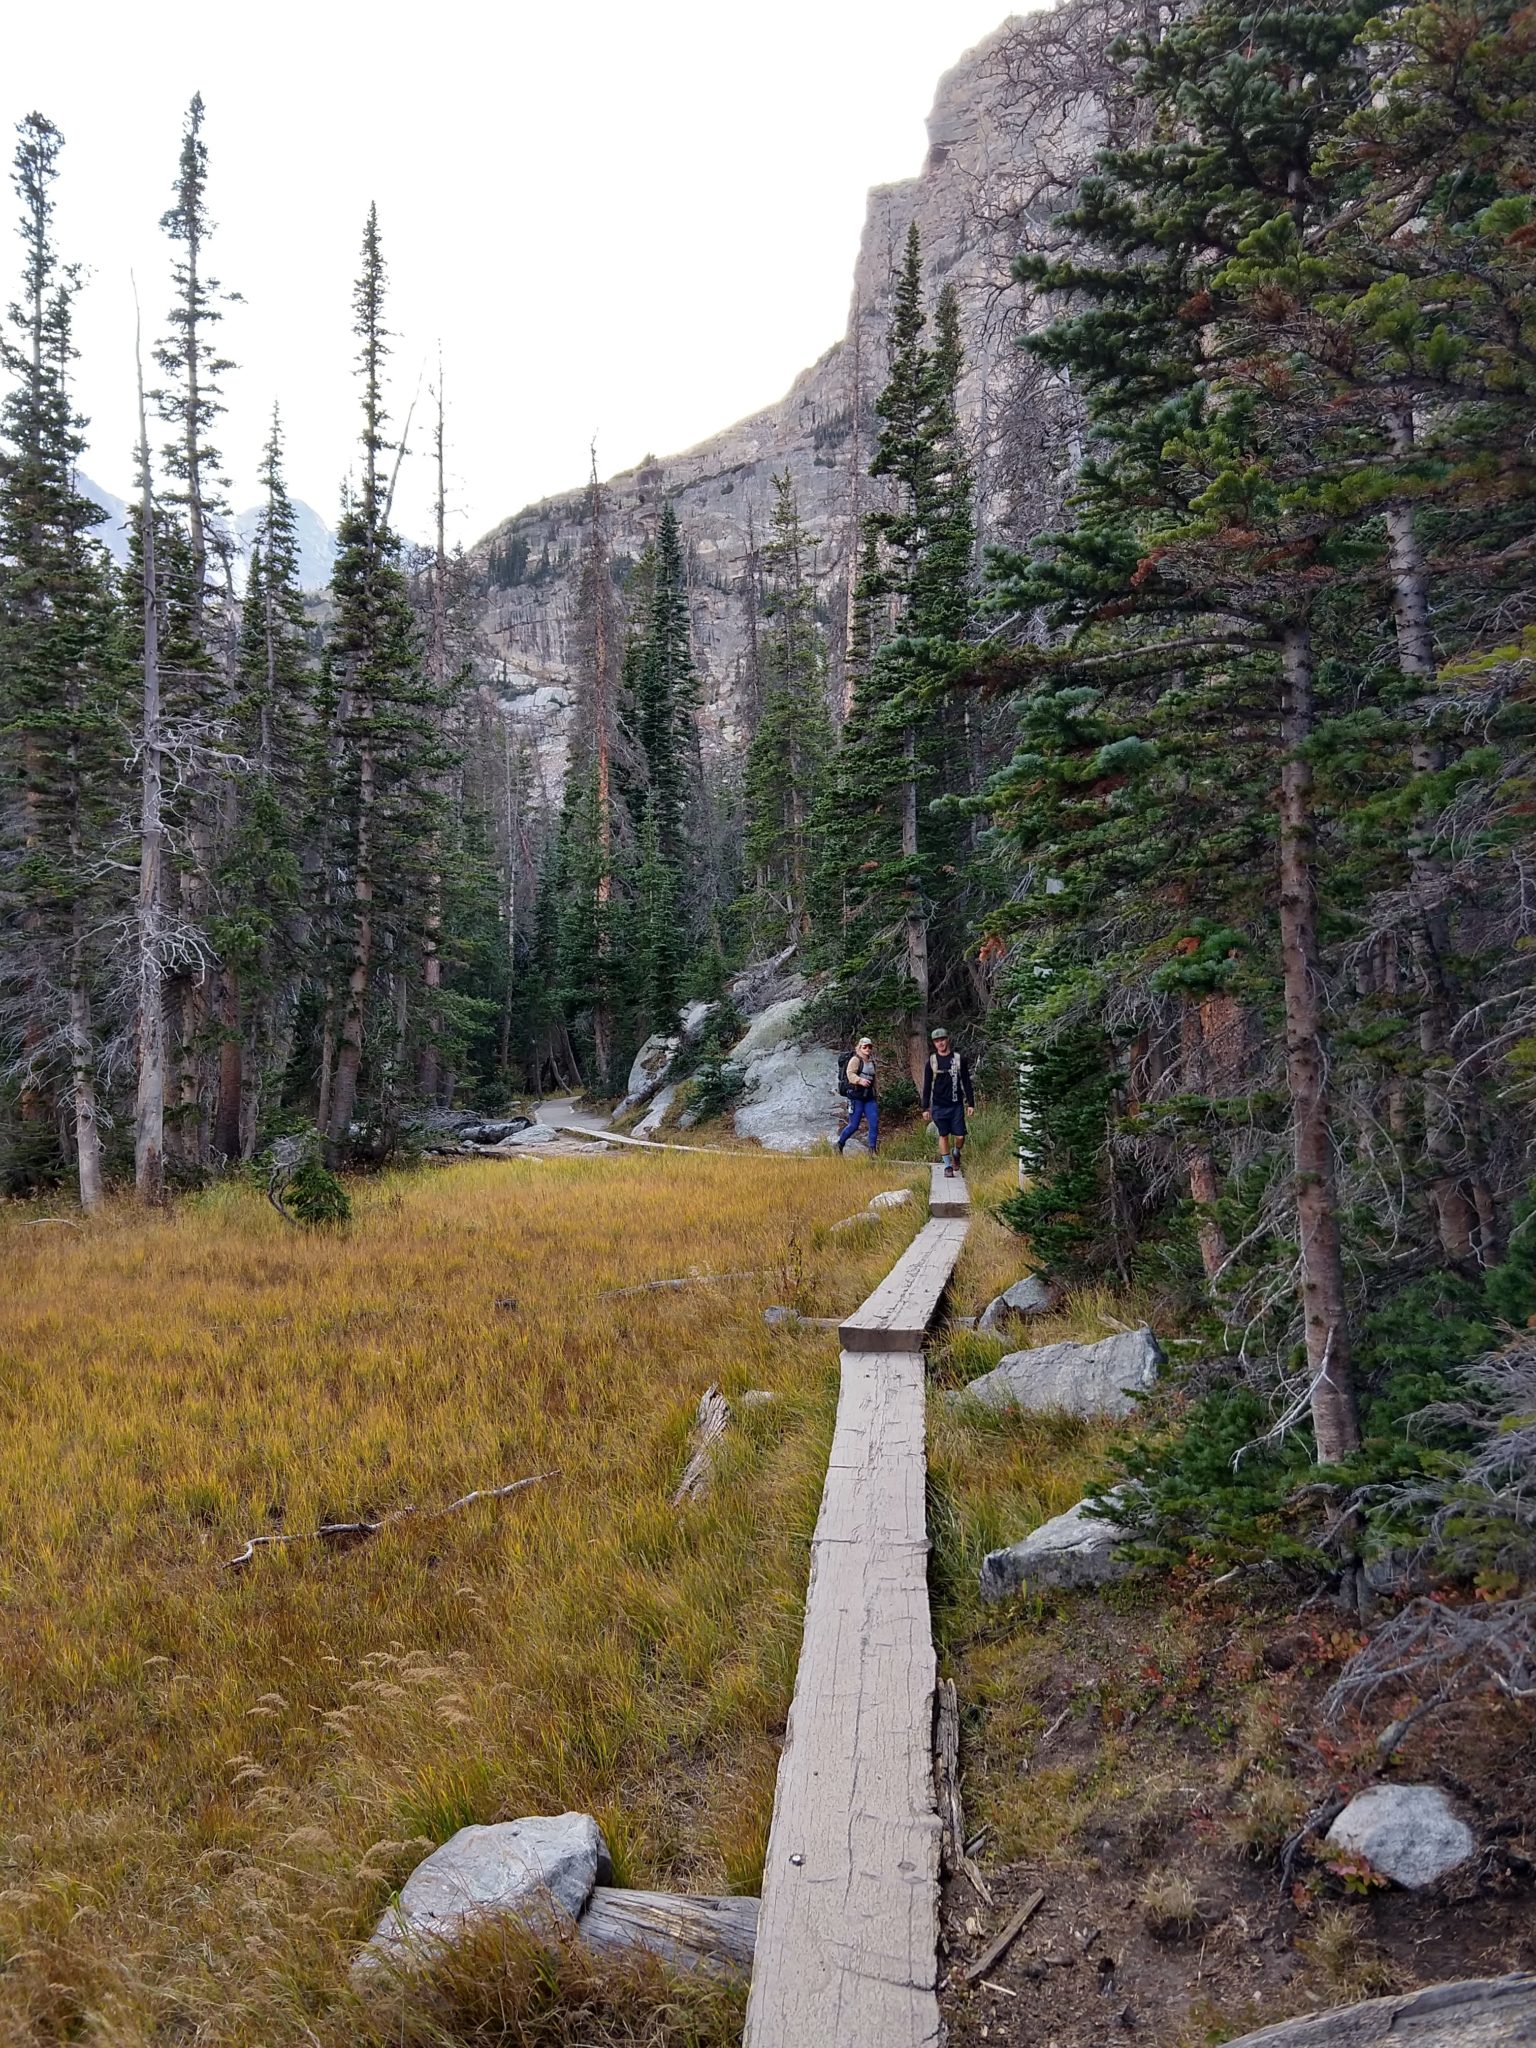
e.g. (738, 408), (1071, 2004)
(980, 1492), (1131, 1600)
(728, 1000), (842, 1153)
(633, 1084), (677, 1139)
(1219, 1974), (1536, 2046)
(952, 1328), (1162, 1419)
(359, 1814), (610, 1970)
(978, 1275), (1052, 1333)
(1325, 1784), (1476, 1889)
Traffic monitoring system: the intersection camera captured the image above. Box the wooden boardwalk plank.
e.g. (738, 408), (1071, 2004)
(744, 1347), (941, 2048)
(927, 1162), (970, 1219)
(838, 1217), (969, 1353)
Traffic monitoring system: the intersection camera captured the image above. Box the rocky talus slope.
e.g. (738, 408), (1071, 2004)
(468, 0), (1154, 798)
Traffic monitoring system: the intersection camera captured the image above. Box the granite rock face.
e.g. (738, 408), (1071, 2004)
(952, 1328), (1163, 1419)
(1325, 1785), (1476, 1889)
(465, 3), (1130, 794)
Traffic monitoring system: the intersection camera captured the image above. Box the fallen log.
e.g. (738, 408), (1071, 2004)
(225, 1471), (555, 1570)
(601, 1269), (767, 1300)
(1220, 1975), (1536, 2046)
(672, 1387), (733, 1506)
(548, 1123), (717, 1155)
(934, 1679), (992, 1906)
(578, 1887), (758, 1977)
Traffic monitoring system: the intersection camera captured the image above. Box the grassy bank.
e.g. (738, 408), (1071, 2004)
(0, 1148), (927, 2045)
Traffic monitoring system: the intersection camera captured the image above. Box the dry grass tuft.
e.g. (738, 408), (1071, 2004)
(1140, 1867), (1202, 1940)
(349, 1918), (745, 2048)
(0, 1149), (911, 2044)
(1225, 1775), (1302, 1862)
(1302, 1906), (1400, 2000)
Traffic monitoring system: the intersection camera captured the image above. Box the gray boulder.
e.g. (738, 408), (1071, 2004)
(980, 1491), (1132, 1601)
(359, 1813), (611, 1971)
(951, 1327), (1162, 1420)
(459, 1117), (533, 1145)
(763, 1305), (799, 1328)
(727, 944), (806, 1019)
(978, 1274), (1052, 1333)
(868, 1188), (915, 1213)
(1325, 1784), (1475, 1889)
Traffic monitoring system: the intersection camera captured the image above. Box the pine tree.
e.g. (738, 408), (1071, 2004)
(739, 472), (832, 953)
(817, 225), (976, 1076)
(632, 499), (700, 919)
(323, 206), (443, 1163)
(0, 113), (124, 1209)
(210, 409), (310, 1157)
(985, 0), (1398, 1460)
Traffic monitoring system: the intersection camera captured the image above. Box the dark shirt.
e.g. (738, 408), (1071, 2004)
(922, 1050), (974, 1111)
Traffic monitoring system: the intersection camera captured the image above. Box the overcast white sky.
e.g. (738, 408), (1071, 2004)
(5, 0), (1020, 545)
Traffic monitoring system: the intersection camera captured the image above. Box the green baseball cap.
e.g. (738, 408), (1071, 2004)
(930, 1025), (950, 1040)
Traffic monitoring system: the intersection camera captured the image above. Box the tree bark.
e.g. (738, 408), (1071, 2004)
(325, 741), (374, 1166)
(901, 723), (929, 1085)
(68, 906), (103, 1215)
(214, 969), (242, 1162)
(1279, 622), (1359, 1462)
(1179, 996), (1229, 1280)
(133, 331), (167, 1205)
(1384, 402), (1488, 1264)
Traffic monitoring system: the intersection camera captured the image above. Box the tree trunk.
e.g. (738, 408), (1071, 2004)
(325, 741), (375, 1166)
(215, 968), (242, 1162)
(901, 723), (929, 1085)
(1384, 402), (1488, 1264)
(1179, 996), (1228, 1280)
(1279, 622), (1359, 1462)
(133, 338), (167, 1205)
(68, 914), (103, 1216)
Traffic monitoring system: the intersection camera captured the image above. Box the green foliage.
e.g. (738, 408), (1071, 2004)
(284, 1155), (351, 1228)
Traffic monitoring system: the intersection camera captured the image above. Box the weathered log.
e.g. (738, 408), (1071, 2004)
(225, 1471), (555, 1570)
(935, 1679), (994, 1907)
(672, 1386), (733, 1506)
(1220, 1975), (1536, 2047)
(577, 1887), (758, 1977)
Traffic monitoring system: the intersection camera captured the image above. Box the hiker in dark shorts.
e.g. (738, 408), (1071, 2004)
(836, 1036), (879, 1155)
(921, 1026), (974, 1178)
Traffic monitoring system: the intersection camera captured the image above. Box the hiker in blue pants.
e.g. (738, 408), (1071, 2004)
(836, 1037), (879, 1155)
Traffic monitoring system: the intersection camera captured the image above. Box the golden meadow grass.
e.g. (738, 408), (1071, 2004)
(0, 1147), (955, 2045)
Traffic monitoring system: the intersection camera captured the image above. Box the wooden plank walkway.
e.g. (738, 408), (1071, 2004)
(838, 1216), (968, 1354)
(927, 1161), (970, 1220)
(747, 1204), (971, 2048)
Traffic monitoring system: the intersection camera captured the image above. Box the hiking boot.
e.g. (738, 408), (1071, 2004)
(944, 1162), (956, 1178)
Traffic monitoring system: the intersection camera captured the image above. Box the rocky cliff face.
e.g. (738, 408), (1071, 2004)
(469, 0), (1144, 798)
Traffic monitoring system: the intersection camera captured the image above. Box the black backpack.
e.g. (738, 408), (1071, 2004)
(837, 1050), (857, 1098)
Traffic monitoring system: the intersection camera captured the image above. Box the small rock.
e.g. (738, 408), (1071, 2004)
(358, 1814), (611, 1973)
(951, 1328), (1162, 1420)
(978, 1275), (1052, 1332)
(763, 1306), (799, 1328)
(1325, 1785), (1475, 1889)
(980, 1491), (1133, 1600)
(829, 1212), (878, 1235)
(740, 1390), (777, 1408)
(868, 1188), (915, 1213)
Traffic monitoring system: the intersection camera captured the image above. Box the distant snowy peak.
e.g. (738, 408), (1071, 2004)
(76, 471), (338, 593)
(77, 473), (132, 566)
(233, 497), (339, 594)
